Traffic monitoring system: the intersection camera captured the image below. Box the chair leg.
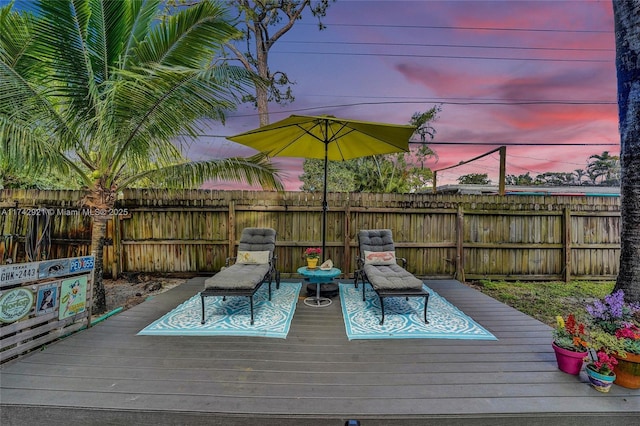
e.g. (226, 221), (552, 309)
(424, 294), (430, 324)
(379, 295), (385, 325)
(268, 281), (272, 301)
(249, 295), (254, 325)
(354, 271), (359, 289)
(200, 294), (206, 324)
(276, 270), (281, 289)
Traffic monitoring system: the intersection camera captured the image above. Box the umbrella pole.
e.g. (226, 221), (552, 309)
(321, 143), (328, 262)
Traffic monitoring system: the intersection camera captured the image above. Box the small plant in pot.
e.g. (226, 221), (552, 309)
(551, 314), (589, 375)
(584, 350), (617, 392)
(303, 247), (322, 269)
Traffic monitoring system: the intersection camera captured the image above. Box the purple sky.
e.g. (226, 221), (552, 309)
(191, 0), (618, 191)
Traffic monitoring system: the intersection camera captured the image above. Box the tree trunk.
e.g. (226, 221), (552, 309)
(613, 1), (640, 303)
(90, 216), (108, 314)
(255, 27), (270, 127)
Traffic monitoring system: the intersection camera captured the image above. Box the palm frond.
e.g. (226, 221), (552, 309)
(122, 0), (162, 69)
(120, 153), (283, 191)
(135, 0), (240, 68)
(107, 61), (255, 172)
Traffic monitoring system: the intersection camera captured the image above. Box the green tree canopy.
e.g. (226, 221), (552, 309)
(458, 173), (491, 185)
(587, 151), (620, 186)
(505, 172), (534, 186)
(299, 107), (439, 193)
(0, 0), (283, 312)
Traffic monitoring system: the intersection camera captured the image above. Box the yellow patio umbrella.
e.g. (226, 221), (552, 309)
(227, 114), (416, 260)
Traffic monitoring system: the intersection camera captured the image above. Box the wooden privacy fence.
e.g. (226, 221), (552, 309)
(0, 189), (621, 282)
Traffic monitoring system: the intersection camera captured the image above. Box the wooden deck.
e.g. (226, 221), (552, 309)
(1, 278), (638, 425)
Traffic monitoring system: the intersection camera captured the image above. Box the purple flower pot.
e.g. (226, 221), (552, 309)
(552, 342), (587, 375)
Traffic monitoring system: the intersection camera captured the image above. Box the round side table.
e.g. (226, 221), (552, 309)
(297, 266), (341, 307)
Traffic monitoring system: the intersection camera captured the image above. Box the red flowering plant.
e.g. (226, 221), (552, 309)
(584, 350), (618, 376)
(552, 314), (589, 352)
(303, 247), (321, 259)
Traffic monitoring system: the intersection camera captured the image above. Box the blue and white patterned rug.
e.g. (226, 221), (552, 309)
(138, 282), (301, 339)
(339, 283), (497, 340)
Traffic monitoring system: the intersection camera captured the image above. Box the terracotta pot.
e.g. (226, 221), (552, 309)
(612, 352), (640, 389)
(552, 342), (587, 375)
(306, 258), (319, 269)
(585, 365), (616, 393)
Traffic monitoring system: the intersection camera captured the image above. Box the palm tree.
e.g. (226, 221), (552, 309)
(613, 1), (640, 303)
(586, 151), (620, 185)
(1, 0), (283, 313)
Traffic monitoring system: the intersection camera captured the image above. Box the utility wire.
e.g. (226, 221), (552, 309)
(281, 40), (613, 53)
(272, 50), (611, 63)
(300, 22), (612, 34)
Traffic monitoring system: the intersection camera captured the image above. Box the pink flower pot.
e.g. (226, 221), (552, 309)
(552, 342), (587, 375)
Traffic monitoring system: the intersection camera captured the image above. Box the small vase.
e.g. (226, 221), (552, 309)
(612, 352), (640, 389)
(306, 258), (319, 269)
(552, 342), (587, 375)
(585, 366), (616, 393)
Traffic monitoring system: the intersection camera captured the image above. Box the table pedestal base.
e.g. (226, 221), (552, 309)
(303, 296), (332, 307)
(305, 283), (339, 298)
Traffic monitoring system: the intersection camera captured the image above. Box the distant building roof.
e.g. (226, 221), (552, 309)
(433, 185), (620, 197)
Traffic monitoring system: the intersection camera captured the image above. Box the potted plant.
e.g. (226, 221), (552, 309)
(551, 314), (589, 375)
(304, 247), (322, 269)
(584, 350), (617, 392)
(585, 290), (640, 389)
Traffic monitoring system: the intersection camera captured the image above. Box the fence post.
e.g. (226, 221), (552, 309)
(343, 195), (351, 278)
(228, 200), (235, 258)
(563, 207), (572, 282)
(455, 205), (465, 282)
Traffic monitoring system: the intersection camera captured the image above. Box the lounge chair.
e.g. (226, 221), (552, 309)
(354, 229), (429, 325)
(201, 227), (280, 325)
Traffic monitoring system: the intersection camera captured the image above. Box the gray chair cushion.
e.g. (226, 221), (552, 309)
(203, 227), (276, 290)
(363, 263), (423, 291)
(358, 229), (395, 252)
(238, 227), (276, 255)
(204, 263), (271, 290)
(359, 229), (423, 291)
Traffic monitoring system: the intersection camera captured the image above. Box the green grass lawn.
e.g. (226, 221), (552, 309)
(466, 280), (615, 327)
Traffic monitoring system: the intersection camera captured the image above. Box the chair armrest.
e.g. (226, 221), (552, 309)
(399, 257), (408, 268)
(225, 257), (237, 267)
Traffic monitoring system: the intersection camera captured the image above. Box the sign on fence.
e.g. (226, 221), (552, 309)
(35, 282), (59, 316)
(0, 287), (34, 323)
(0, 256), (95, 289)
(59, 275), (88, 320)
(0, 263), (38, 287)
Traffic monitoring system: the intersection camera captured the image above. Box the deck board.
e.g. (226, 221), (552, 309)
(2, 278), (639, 425)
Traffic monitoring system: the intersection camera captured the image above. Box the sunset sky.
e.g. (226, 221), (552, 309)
(7, 0), (618, 191)
(193, 0), (619, 191)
